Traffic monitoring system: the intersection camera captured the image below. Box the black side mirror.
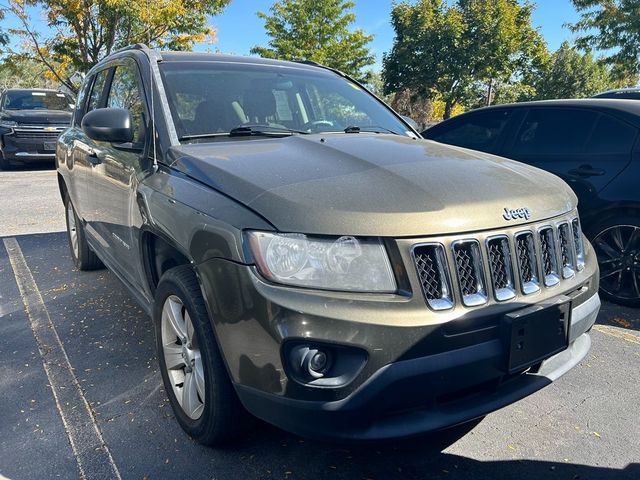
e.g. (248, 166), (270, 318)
(82, 108), (134, 143)
(401, 115), (419, 131)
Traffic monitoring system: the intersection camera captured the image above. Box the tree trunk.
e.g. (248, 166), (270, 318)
(444, 99), (454, 119)
(486, 78), (494, 106)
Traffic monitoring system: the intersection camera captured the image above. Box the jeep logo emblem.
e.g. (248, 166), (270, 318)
(503, 207), (531, 221)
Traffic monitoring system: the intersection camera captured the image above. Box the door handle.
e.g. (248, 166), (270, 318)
(568, 165), (605, 177)
(85, 150), (102, 165)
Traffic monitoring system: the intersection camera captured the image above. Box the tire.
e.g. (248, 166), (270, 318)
(0, 152), (12, 170)
(64, 195), (103, 271)
(586, 215), (640, 307)
(154, 265), (253, 445)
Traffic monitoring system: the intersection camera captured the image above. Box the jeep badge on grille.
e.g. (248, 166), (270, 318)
(503, 207), (531, 221)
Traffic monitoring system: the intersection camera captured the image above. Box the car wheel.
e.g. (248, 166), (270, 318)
(64, 195), (103, 270)
(155, 265), (253, 445)
(588, 216), (640, 307)
(0, 152), (12, 170)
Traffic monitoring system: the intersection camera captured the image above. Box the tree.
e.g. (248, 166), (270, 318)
(0, 57), (59, 90)
(251, 0), (374, 80)
(533, 42), (615, 99)
(383, 0), (545, 118)
(570, 0), (640, 79)
(2, 0), (230, 92)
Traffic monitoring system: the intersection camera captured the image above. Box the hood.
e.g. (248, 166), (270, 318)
(1, 109), (72, 125)
(169, 134), (576, 237)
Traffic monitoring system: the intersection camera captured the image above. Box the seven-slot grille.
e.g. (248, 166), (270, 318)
(413, 217), (585, 310)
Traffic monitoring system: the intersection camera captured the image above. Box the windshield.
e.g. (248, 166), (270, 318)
(2, 90), (74, 111)
(159, 61), (413, 140)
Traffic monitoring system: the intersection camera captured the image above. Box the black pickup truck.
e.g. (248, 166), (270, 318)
(0, 88), (73, 169)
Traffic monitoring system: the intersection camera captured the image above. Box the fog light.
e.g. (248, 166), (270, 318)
(309, 350), (328, 373)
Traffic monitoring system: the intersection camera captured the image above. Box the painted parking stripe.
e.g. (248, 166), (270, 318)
(3, 237), (122, 480)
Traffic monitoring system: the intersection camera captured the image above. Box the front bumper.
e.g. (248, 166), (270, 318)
(235, 293), (599, 440)
(1, 132), (59, 164)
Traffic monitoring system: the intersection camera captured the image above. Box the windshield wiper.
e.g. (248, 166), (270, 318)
(343, 125), (399, 135)
(228, 124), (309, 136)
(179, 124), (309, 141)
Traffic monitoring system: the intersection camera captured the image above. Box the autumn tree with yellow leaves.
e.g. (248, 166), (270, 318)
(2, 0), (230, 92)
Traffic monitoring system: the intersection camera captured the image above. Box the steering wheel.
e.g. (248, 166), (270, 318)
(302, 120), (335, 132)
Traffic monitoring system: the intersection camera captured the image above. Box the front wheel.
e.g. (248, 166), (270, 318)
(64, 195), (103, 270)
(589, 216), (640, 307)
(155, 265), (253, 445)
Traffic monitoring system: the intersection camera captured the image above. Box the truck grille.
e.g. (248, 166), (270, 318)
(412, 215), (584, 310)
(13, 127), (65, 139)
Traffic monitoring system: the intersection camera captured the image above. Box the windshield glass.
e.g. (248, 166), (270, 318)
(159, 61), (413, 140)
(2, 90), (74, 111)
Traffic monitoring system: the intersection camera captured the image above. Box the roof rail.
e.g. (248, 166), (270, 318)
(110, 43), (162, 61)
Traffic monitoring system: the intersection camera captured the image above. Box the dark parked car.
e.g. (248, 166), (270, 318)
(0, 88), (74, 169)
(423, 99), (640, 306)
(593, 88), (640, 100)
(57, 46), (600, 445)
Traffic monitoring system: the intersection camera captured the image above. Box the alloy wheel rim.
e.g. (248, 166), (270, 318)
(593, 225), (640, 300)
(66, 202), (79, 259)
(161, 295), (205, 420)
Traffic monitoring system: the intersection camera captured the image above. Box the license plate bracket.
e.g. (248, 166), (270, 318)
(502, 296), (571, 373)
(43, 141), (56, 151)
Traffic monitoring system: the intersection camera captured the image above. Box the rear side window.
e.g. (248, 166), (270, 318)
(585, 114), (637, 155)
(510, 108), (598, 155)
(428, 109), (511, 153)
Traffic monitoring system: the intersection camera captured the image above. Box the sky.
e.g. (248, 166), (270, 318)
(3, 0), (583, 71)
(207, 0), (583, 70)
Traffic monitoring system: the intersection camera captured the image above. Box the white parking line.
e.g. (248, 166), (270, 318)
(3, 237), (122, 480)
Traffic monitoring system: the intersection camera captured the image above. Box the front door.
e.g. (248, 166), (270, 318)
(89, 57), (150, 290)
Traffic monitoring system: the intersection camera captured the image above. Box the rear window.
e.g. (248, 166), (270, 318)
(510, 108), (598, 155)
(585, 115), (637, 155)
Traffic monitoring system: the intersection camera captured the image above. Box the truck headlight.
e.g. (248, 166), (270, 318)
(246, 231), (397, 292)
(0, 120), (17, 135)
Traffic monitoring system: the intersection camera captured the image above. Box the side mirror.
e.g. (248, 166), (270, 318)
(401, 115), (419, 131)
(82, 108), (134, 143)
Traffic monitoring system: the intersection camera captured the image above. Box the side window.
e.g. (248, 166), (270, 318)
(585, 114), (637, 155)
(73, 76), (94, 127)
(510, 108), (598, 156)
(86, 69), (109, 114)
(106, 59), (145, 144)
(430, 110), (511, 153)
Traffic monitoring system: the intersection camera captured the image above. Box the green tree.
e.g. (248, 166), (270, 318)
(251, 0), (374, 80)
(570, 0), (640, 79)
(0, 57), (58, 90)
(2, 0), (231, 92)
(533, 41), (615, 99)
(383, 0), (545, 118)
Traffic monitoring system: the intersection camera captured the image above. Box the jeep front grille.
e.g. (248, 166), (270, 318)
(411, 214), (585, 309)
(452, 240), (487, 306)
(412, 244), (453, 311)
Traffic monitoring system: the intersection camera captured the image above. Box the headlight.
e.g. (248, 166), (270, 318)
(0, 120), (17, 128)
(246, 231), (397, 293)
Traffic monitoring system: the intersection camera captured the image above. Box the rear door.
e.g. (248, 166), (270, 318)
(502, 107), (637, 210)
(89, 57), (150, 289)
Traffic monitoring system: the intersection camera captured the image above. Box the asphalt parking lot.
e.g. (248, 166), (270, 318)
(0, 168), (639, 480)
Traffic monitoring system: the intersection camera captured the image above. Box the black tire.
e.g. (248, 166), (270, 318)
(0, 152), (12, 170)
(586, 214), (640, 307)
(64, 195), (103, 271)
(154, 265), (253, 445)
